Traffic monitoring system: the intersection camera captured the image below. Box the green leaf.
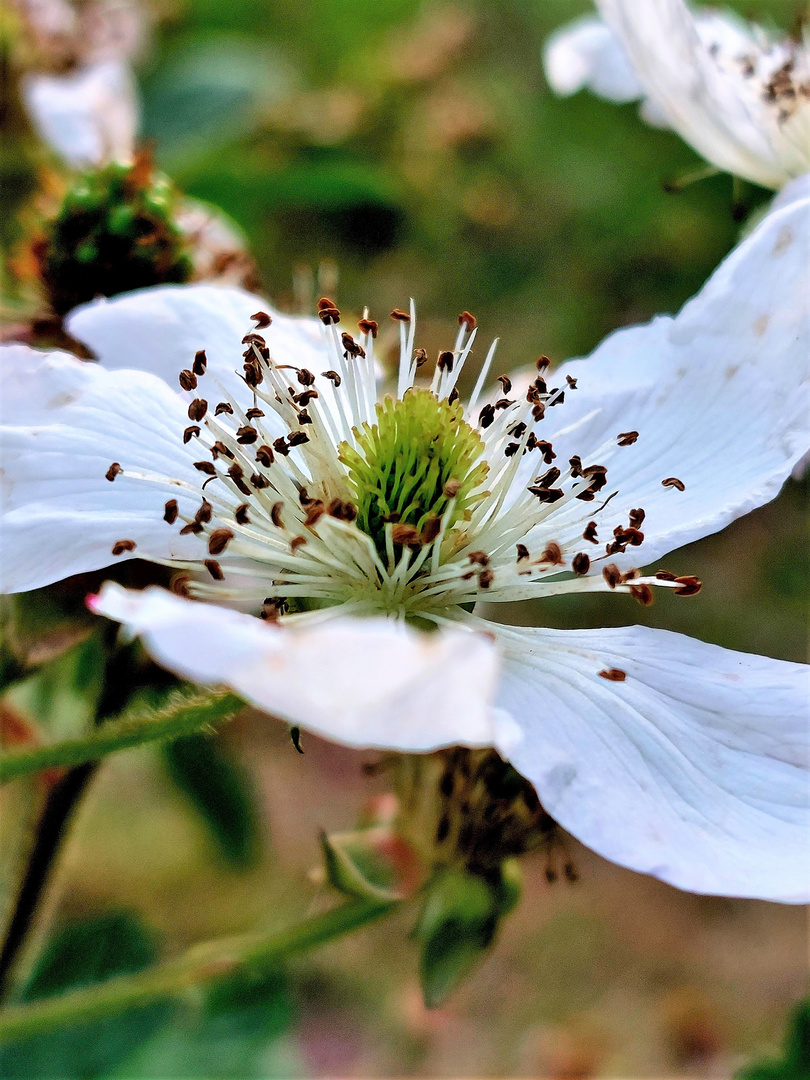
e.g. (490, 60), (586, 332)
(414, 863), (520, 1009)
(737, 998), (810, 1080)
(0, 911), (174, 1079)
(161, 732), (262, 870)
(114, 969), (297, 1078)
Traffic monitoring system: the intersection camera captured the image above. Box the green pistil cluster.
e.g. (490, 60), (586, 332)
(41, 157), (193, 314)
(340, 388), (489, 558)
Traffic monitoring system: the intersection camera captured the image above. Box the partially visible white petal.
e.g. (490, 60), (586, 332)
(526, 194), (810, 570)
(490, 620), (810, 902)
(0, 345), (211, 592)
(90, 583), (501, 751)
(771, 172), (810, 214)
(66, 284), (327, 411)
(21, 59), (138, 167)
(543, 15), (644, 103)
(596, 0), (808, 188)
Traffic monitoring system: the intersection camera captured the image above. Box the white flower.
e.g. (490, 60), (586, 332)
(14, 0), (144, 167)
(2, 197), (809, 901)
(544, 0), (810, 190)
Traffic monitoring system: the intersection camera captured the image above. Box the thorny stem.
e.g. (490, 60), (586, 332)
(0, 897), (398, 1043)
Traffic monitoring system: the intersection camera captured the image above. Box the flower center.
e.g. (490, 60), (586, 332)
(339, 388), (489, 558)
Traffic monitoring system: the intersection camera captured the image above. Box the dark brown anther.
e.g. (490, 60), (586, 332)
(111, 539), (136, 556)
(536, 355), (550, 372)
(497, 374), (512, 394)
(298, 487), (313, 506)
(629, 583), (654, 606)
(421, 516), (442, 544)
(163, 499), (179, 524)
(528, 486), (564, 503)
(215, 402), (234, 416)
(536, 441), (555, 464)
(602, 563), (622, 588)
(251, 311), (272, 329)
(195, 500), (213, 524)
(273, 437), (290, 456)
(443, 478), (462, 498)
(179, 522), (203, 535)
(227, 463), (251, 495)
(290, 536), (307, 551)
(179, 369), (197, 391)
(327, 499), (358, 522)
(532, 403), (546, 422)
(583, 521), (598, 544)
(437, 350), (454, 373)
(287, 431), (309, 446)
(271, 502), (285, 528)
(568, 455), (583, 477)
(255, 445), (274, 467)
(655, 570), (677, 581)
(478, 568), (494, 589)
(250, 473), (270, 490)
(211, 441), (234, 460)
(358, 318), (378, 337)
(390, 308), (411, 322)
(235, 503), (250, 525)
(321, 370), (341, 387)
(478, 403), (495, 429)
(391, 523), (422, 547)
(674, 575), (702, 596)
(629, 508), (646, 529)
(599, 668), (627, 682)
(242, 357), (264, 388)
(341, 332), (366, 359)
(504, 442), (520, 457)
(188, 398), (208, 422)
(613, 526), (645, 547)
(516, 543), (529, 562)
(304, 501), (326, 527)
(448, 386), (460, 405)
(617, 430), (639, 446)
(494, 398), (512, 411)
(318, 306), (341, 325)
(105, 462), (122, 482)
(193, 349), (208, 376)
(242, 333), (266, 347)
(317, 296), (337, 311)
(171, 572), (191, 596)
(540, 542), (564, 565)
(412, 348), (428, 368)
(208, 528), (234, 556)
(535, 467), (561, 488)
(458, 310), (476, 330)
(297, 410), (313, 426)
(508, 421), (527, 439)
(183, 425), (201, 443)
(297, 368), (316, 386)
(204, 559), (224, 581)
(467, 551), (490, 566)
(246, 407), (265, 420)
(662, 476), (686, 491)
(260, 599), (285, 622)
(565, 375), (578, 389)
(293, 390), (318, 406)
(236, 425), (258, 445)
(194, 460), (217, 476)
(575, 489), (595, 502)
(572, 552), (590, 575)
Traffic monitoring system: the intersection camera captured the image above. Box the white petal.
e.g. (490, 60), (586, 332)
(65, 283), (338, 422)
(595, 0), (804, 188)
(22, 60), (138, 168)
(90, 583), (501, 751)
(491, 621), (810, 902)
(0, 345), (209, 592)
(543, 15), (645, 103)
(531, 195), (810, 570)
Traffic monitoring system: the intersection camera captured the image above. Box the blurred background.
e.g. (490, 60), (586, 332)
(1, 0), (808, 1076)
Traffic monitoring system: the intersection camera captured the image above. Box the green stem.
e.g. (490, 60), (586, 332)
(0, 691), (244, 783)
(0, 897), (397, 1044)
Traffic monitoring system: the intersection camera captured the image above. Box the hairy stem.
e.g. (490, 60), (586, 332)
(0, 691), (243, 783)
(0, 897), (398, 1043)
